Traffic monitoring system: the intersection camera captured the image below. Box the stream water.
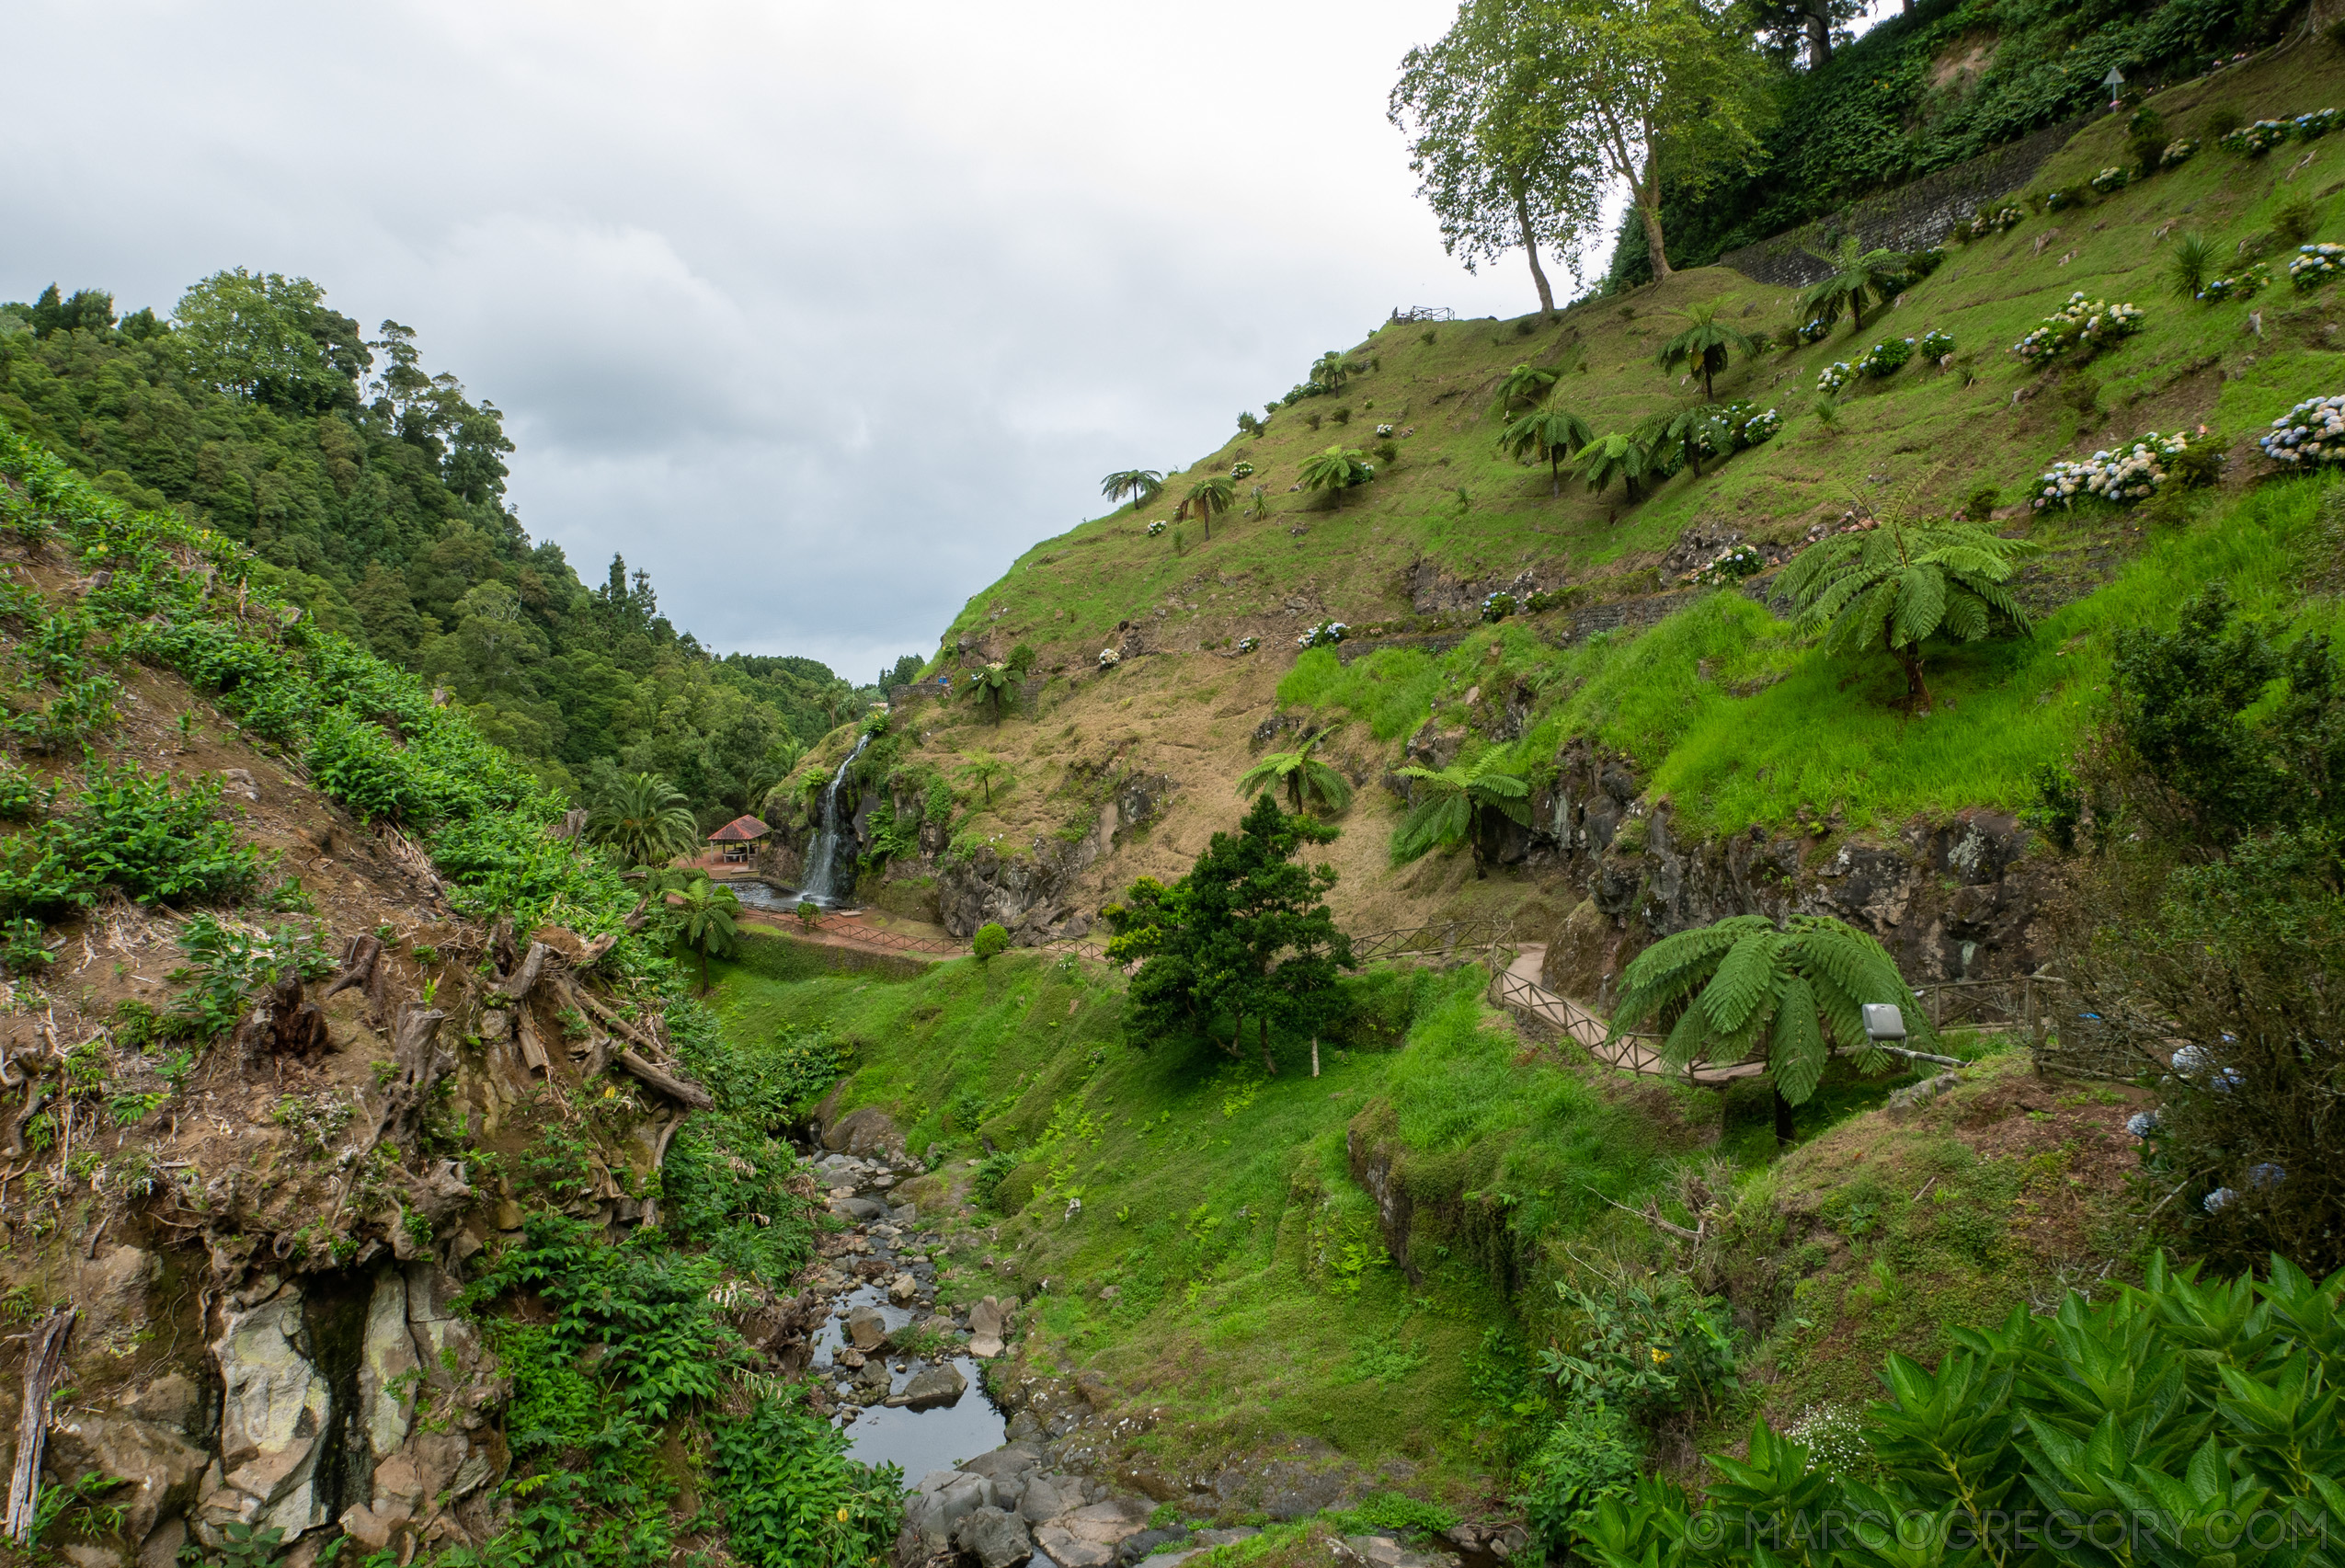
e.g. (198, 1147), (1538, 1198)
(799, 733), (871, 907)
(814, 1284), (1007, 1482)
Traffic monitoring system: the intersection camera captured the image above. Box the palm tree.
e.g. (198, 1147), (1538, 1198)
(1390, 750), (1532, 877)
(1653, 301), (1759, 402)
(1608, 913), (1932, 1140)
(955, 751), (1009, 806)
(1298, 446), (1374, 506)
(1236, 729), (1354, 817)
(674, 873), (741, 992)
(1312, 351), (1356, 394)
(1182, 475), (1235, 541)
(1100, 469), (1165, 509)
(1775, 512), (2038, 711)
(1498, 395), (1594, 498)
(1573, 430), (1659, 503)
(1493, 361), (1560, 414)
(1799, 238), (1911, 337)
(587, 773), (700, 867)
(962, 662), (1017, 723)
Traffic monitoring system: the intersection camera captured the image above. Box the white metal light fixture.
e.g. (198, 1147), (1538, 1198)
(1862, 1003), (1908, 1043)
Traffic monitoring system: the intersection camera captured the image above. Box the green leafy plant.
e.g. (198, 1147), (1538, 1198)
(1797, 237), (1911, 336)
(961, 662), (1017, 724)
(1607, 913), (1927, 1108)
(1181, 475), (1234, 541)
(585, 772), (699, 867)
(1298, 445), (1375, 504)
(2169, 230), (2216, 300)
(710, 1397), (903, 1568)
(1653, 300), (1758, 401)
(1390, 749), (1530, 876)
(1499, 395), (1595, 498)
(973, 922), (1010, 960)
(1573, 430), (1659, 501)
(1774, 510), (2037, 710)
(1235, 728), (1355, 817)
(1099, 469), (1164, 509)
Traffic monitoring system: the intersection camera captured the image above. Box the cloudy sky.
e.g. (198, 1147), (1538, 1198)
(6, 0), (1796, 678)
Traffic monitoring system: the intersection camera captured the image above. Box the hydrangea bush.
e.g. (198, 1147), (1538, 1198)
(1374, 423), (1395, 437)
(2291, 107), (2342, 140)
(1098, 647), (1121, 668)
(1795, 317), (1832, 345)
(2289, 244), (2344, 289)
(1917, 328), (1955, 361)
(1815, 361), (1853, 395)
(1691, 543), (1765, 586)
(1858, 337), (1914, 378)
(2259, 394), (2345, 467)
(2198, 262), (2272, 303)
(2159, 137), (2200, 167)
(2010, 292), (2145, 364)
(2033, 431), (2190, 509)
(1230, 460), (1254, 479)
(2088, 166), (2131, 194)
(1960, 206), (2023, 240)
(1235, 635), (1259, 653)
(1739, 406), (1782, 444)
(1481, 592), (1516, 623)
(1297, 620), (1348, 648)
(2220, 119), (2289, 156)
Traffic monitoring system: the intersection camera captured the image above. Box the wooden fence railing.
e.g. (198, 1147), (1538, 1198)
(1347, 919), (1515, 962)
(1488, 958), (1768, 1088)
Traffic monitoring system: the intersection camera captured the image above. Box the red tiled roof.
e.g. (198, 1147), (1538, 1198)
(707, 815), (772, 842)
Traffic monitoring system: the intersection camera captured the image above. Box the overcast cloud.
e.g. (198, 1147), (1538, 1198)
(7, 0), (1698, 678)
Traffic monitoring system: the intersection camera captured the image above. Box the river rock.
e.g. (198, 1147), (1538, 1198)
(887, 1273), (918, 1303)
(899, 1363), (967, 1410)
(962, 1444), (1043, 1481)
(907, 1472), (997, 1553)
(822, 1107), (899, 1156)
(969, 1333), (1005, 1359)
(830, 1196), (889, 1221)
(844, 1305), (887, 1350)
(955, 1506), (1035, 1568)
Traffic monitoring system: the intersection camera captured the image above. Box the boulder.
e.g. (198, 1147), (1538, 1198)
(955, 1506), (1036, 1568)
(1035, 1524), (1117, 1567)
(969, 1333), (1005, 1359)
(337, 1500), (414, 1553)
(899, 1363), (967, 1411)
(1116, 1528), (1190, 1565)
(45, 1411), (207, 1546)
(1061, 1499), (1150, 1546)
(844, 1306), (887, 1350)
(358, 1272), (419, 1461)
(76, 1245), (160, 1356)
(1018, 1474), (1075, 1524)
(200, 1288), (330, 1539)
(961, 1444), (1043, 1481)
(968, 1298), (1003, 1338)
(822, 1107), (899, 1157)
(887, 1273), (918, 1304)
(829, 1196), (888, 1221)
(907, 1472), (995, 1553)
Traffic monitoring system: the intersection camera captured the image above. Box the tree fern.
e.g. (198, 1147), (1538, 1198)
(1610, 914), (1930, 1113)
(1236, 730), (1354, 817)
(1390, 750), (1531, 876)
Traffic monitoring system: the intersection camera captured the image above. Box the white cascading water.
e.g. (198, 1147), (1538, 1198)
(798, 732), (871, 905)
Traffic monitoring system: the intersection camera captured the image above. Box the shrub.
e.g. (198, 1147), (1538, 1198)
(2009, 292), (2145, 364)
(1737, 406), (1782, 444)
(1916, 328), (1954, 361)
(2033, 431), (2191, 509)
(1230, 460), (1254, 479)
(2041, 183), (2087, 211)
(795, 898), (820, 927)
(1516, 1406), (1643, 1556)
(1235, 635), (1259, 654)
(1330, 406), (1351, 425)
(1372, 439), (1399, 466)
(2292, 106), (2344, 140)
(1297, 620), (1348, 648)
(1813, 361), (1852, 395)
(1689, 543), (1765, 586)
(2198, 261), (2272, 302)
(1146, 519), (1165, 537)
(2259, 393), (2345, 467)
(1958, 206), (2022, 240)
(2289, 243), (2344, 288)
(1235, 411), (1262, 436)
(1962, 484), (1999, 521)
(0, 765), (46, 823)
(1481, 592), (1516, 624)
(969, 1150), (1018, 1208)
(1098, 647), (1120, 669)
(711, 1398), (902, 1568)
(2160, 136), (2201, 166)
(973, 922), (1010, 959)
(2125, 107), (2167, 173)
(56, 763), (256, 905)
(2088, 165), (2132, 194)
(1794, 317), (1831, 345)
(1302, 411), (1322, 431)
(2220, 118), (2289, 155)
(2202, 104), (2244, 138)
(1857, 337), (1913, 378)
(2274, 195), (2323, 249)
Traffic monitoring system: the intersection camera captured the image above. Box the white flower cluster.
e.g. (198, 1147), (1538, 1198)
(1146, 520), (1166, 536)
(1962, 206), (2024, 240)
(1918, 329), (1955, 360)
(1815, 361), (1853, 395)
(2088, 166), (2131, 194)
(1690, 544), (1765, 586)
(2033, 430), (2189, 509)
(1740, 407), (1782, 444)
(1375, 423), (1395, 437)
(1098, 647), (1121, 668)
(2010, 292), (2144, 364)
(2288, 244), (2344, 289)
(1235, 635), (1259, 653)
(1297, 620), (1348, 648)
(2198, 263), (2271, 303)
(2259, 394), (2345, 468)
(2159, 137), (2199, 167)
(1230, 460), (1255, 479)
(1858, 337), (1914, 378)
(2220, 120), (2289, 156)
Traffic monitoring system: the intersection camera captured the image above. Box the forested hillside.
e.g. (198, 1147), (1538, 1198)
(0, 274), (897, 819)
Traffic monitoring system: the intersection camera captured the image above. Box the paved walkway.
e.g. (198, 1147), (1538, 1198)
(1494, 944), (1767, 1088)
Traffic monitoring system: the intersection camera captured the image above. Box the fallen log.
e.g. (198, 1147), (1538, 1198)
(5, 1309), (76, 1541)
(614, 1048), (715, 1110)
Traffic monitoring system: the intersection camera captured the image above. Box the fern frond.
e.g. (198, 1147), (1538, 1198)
(1891, 565), (1946, 647)
(1770, 975), (1828, 1105)
(1699, 928), (1783, 1036)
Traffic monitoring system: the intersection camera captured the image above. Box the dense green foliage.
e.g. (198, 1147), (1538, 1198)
(710, 1400), (903, 1568)
(0, 282), (866, 815)
(1605, 0), (2295, 285)
(1104, 795), (1356, 1068)
(1573, 1253), (2345, 1568)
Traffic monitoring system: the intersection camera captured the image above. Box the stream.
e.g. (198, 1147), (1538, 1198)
(815, 1284), (1005, 1481)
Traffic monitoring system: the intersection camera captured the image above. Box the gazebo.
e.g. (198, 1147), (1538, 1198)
(707, 815), (771, 865)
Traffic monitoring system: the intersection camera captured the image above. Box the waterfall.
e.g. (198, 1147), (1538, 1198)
(798, 732), (871, 906)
